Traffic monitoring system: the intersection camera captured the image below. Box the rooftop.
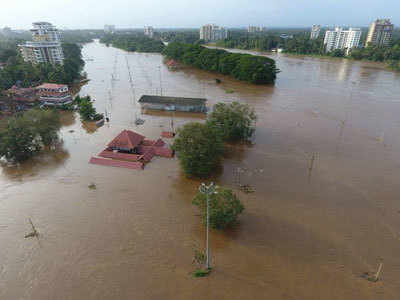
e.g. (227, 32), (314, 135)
(36, 83), (67, 90)
(107, 130), (145, 149)
(138, 95), (206, 106)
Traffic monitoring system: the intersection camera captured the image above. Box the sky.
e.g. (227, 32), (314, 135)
(1, 0), (399, 29)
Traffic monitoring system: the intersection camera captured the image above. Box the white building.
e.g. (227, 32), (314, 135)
(200, 24), (228, 42)
(19, 22), (64, 65)
(104, 24), (116, 33)
(144, 26), (154, 38)
(248, 26), (265, 33)
(310, 25), (321, 39)
(324, 27), (361, 55)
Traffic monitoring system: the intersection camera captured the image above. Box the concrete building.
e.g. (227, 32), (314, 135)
(200, 24), (228, 42)
(19, 22), (64, 65)
(138, 95), (207, 113)
(1, 27), (12, 37)
(310, 25), (321, 39)
(366, 19), (394, 47)
(144, 26), (154, 38)
(35, 83), (72, 106)
(104, 24), (116, 33)
(248, 26), (265, 33)
(324, 27), (361, 55)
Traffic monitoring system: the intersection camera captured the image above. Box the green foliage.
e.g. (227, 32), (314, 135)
(207, 102), (257, 142)
(192, 186), (244, 229)
(0, 109), (61, 162)
(172, 122), (224, 178)
(74, 95), (102, 121)
(163, 42), (278, 84)
(100, 33), (165, 53)
(160, 30), (200, 44)
(0, 43), (84, 92)
(192, 268), (211, 278)
(350, 44), (400, 70)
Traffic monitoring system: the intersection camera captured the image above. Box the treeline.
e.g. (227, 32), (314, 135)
(350, 44), (400, 70)
(0, 43), (84, 92)
(163, 42), (278, 84)
(100, 34), (165, 53)
(160, 31), (200, 44)
(216, 35), (281, 51)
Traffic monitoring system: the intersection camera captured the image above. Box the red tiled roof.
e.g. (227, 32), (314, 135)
(36, 83), (67, 90)
(107, 130), (145, 149)
(98, 149), (142, 161)
(89, 157), (144, 170)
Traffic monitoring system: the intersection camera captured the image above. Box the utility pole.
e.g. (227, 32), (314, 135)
(158, 66), (163, 96)
(198, 182), (215, 269)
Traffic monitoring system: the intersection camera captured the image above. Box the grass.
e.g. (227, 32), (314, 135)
(192, 268), (212, 278)
(225, 89), (235, 94)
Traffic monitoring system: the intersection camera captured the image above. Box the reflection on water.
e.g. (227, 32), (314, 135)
(1, 40), (400, 300)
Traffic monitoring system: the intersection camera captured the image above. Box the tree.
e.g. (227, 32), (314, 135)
(192, 186), (244, 229)
(207, 102), (257, 142)
(0, 109), (61, 162)
(172, 122), (224, 178)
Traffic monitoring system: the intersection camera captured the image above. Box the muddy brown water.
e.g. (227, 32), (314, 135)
(1, 40), (400, 299)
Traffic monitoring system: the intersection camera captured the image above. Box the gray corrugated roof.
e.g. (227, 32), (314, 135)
(138, 95), (206, 106)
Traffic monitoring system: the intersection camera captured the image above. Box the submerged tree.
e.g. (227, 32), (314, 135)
(207, 102), (257, 142)
(0, 109), (61, 162)
(192, 186), (244, 229)
(172, 122), (224, 178)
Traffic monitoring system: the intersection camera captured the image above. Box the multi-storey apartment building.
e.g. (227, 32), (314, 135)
(248, 26), (265, 33)
(366, 19), (394, 47)
(200, 24), (228, 42)
(144, 26), (154, 38)
(310, 25), (321, 39)
(19, 22), (64, 65)
(324, 27), (361, 55)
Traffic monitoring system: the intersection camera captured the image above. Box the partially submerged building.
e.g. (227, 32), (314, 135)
(138, 95), (207, 113)
(6, 85), (37, 104)
(90, 130), (173, 170)
(35, 83), (72, 106)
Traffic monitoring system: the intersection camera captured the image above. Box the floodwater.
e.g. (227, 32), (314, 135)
(1, 40), (400, 299)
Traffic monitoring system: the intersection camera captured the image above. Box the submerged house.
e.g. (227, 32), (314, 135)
(6, 85), (37, 104)
(138, 95), (207, 113)
(90, 130), (173, 170)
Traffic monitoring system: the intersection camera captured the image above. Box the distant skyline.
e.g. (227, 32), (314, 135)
(1, 0), (399, 30)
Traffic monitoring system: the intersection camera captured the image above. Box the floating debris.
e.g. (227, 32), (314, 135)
(135, 118), (145, 125)
(88, 183), (96, 190)
(24, 218), (39, 238)
(69, 130), (75, 133)
(240, 184), (255, 194)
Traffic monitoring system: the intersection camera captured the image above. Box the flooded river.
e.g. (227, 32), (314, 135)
(1, 40), (400, 299)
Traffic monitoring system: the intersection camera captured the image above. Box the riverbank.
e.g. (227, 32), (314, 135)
(208, 44), (399, 72)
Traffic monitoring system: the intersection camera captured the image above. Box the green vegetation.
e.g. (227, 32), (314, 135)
(192, 268), (211, 278)
(100, 34), (165, 53)
(0, 43), (85, 92)
(160, 30), (200, 44)
(74, 95), (103, 121)
(208, 102), (257, 142)
(163, 42), (278, 84)
(192, 186), (244, 229)
(0, 109), (61, 162)
(350, 44), (400, 70)
(172, 122), (224, 178)
(173, 102), (257, 177)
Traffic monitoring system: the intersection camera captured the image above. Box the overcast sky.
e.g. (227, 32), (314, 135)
(1, 0), (399, 29)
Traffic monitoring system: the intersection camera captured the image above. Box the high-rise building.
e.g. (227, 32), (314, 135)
(104, 24), (116, 33)
(2, 27), (12, 37)
(324, 27), (361, 55)
(200, 24), (228, 42)
(310, 25), (321, 39)
(248, 26), (265, 33)
(366, 19), (394, 47)
(144, 26), (154, 38)
(19, 22), (64, 65)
